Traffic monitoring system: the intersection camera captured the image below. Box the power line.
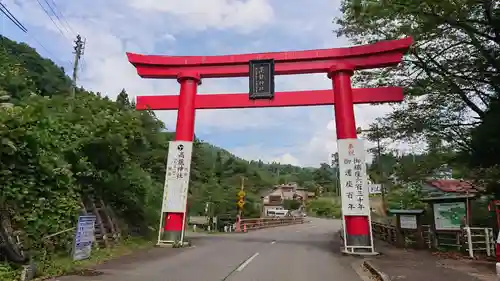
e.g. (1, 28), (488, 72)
(42, 0), (73, 36)
(34, 0), (70, 42)
(0, 2), (73, 68)
(0, 3), (27, 32)
(47, 0), (76, 36)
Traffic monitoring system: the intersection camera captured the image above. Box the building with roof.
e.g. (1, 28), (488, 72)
(260, 182), (312, 216)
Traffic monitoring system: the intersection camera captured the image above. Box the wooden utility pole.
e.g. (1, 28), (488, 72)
(71, 35), (85, 97)
(357, 125), (387, 213)
(373, 125), (387, 212)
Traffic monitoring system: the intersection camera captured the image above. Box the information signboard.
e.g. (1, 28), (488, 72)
(337, 139), (370, 216)
(249, 59), (275, 100)
(433, 202), (466, 230)
(162, 141), (193, 213)
(400, 215), (417, 229)
(72, 215), (96, 261)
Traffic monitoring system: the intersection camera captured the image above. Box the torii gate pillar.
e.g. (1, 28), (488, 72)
(164, 72), (200, 242)
(329, 63), (371, 249)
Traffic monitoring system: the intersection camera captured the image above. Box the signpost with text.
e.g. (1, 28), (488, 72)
(157, 141), (193, 246)
(72, 215), (96, 261)
(249, 59), (275, 100)
(337, 139), (374, 254)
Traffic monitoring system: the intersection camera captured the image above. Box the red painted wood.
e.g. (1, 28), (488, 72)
(127, 37), (413, 79)
(135, 87), (403, 110)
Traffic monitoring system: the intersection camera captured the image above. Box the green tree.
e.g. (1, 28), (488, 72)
(386, 183), (426, 210)
(313, 163), (336, 193)
(335, 0), (499, 149)
(116, 88), (132, 109)
(306, 198), (341, 218)
(283, 199), (301, 210)
(462, 95), (500, 198)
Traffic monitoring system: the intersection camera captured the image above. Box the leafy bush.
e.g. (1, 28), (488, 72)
(306, 198), (342, 218)
(0, 94), (166, 251)
(386, 183), (426, 210)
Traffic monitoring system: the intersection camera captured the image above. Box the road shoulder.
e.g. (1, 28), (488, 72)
(363, 240), (496, 281)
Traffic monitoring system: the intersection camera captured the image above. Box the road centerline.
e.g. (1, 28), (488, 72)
(236, 252), (260, 272)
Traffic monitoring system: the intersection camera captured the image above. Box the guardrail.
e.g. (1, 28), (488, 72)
(372, 221), (496, 259)
(239, 217), (305, 231)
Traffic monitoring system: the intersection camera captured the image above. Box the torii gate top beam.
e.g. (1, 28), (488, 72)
(126, 37), (413, 79)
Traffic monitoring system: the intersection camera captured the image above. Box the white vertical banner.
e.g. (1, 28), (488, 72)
(161, 141), (193, 213)
(337, 139), (370, 216)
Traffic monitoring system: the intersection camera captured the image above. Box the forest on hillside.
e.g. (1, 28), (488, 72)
(0, 35), (338, 260)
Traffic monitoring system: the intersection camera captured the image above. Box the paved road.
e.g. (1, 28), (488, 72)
(52, 218), (363, 281)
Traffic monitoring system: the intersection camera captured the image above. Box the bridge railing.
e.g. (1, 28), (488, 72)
(240, 216), (305, 231)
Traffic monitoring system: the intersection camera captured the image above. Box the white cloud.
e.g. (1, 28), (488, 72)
(274, 153), (301, 166)
(127, 0), (275, 33)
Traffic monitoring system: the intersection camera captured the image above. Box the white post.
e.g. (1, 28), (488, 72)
(156, 213), (164, 245)
(485, 228), (491, 256)
(367, 211), (375, 253)
(466, 227), (474, 258)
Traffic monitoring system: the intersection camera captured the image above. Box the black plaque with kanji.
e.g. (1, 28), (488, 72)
(249, 59), (275, 100)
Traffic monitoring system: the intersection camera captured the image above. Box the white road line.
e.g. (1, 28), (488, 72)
(236, 252), (259, 272)
(295, 230), (301, 233)
(270, 240), (276, 244)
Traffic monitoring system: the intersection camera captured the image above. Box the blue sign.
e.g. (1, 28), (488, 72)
(72, 215), (96, 261)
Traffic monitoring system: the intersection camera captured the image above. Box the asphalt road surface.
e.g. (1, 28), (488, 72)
(51, 218), (364, 281)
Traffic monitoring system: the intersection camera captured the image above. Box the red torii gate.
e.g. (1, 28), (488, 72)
(127, 37), (412, 253)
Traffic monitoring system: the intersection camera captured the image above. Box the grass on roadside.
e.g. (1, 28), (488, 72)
(0, 237), (154, 281)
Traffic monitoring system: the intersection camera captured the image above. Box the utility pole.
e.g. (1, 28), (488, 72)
(330, 152), (340, 197)
(71, 35), (85, 97)
(276, 166), (280, 184)
(357, 125), (387, 213)
(374, 125), (387, 213)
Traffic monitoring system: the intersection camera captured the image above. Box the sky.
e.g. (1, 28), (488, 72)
(0, 0), (422, 167)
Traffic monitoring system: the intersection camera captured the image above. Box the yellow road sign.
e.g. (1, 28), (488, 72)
(237, 199), (245, 209)
(238, 190), (246, 197)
